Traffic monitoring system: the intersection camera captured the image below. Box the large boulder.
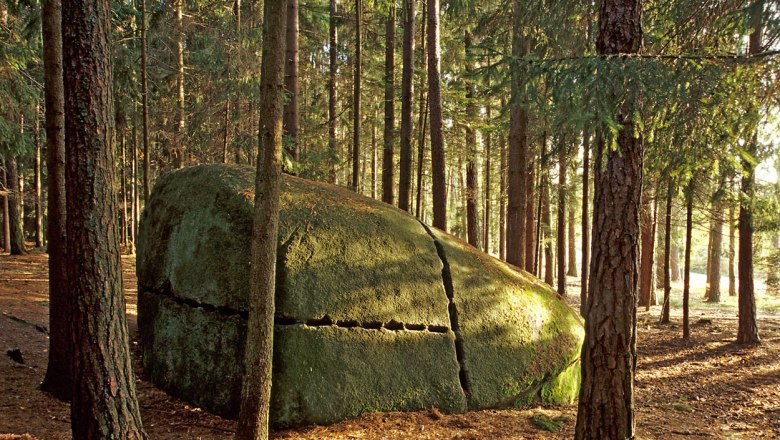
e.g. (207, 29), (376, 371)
(137, 164), (583, 428)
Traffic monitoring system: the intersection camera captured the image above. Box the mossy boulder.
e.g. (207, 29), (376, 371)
(137, 164), (583, 428)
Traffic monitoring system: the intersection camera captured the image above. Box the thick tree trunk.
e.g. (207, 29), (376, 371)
(62, 0), (146, 435)
(383, 3), (397, 205)
(427, 0), (446, 230)
(581, 130), (590, 315)
(639, 186), (655, 309)
(6, 156), (26, 256)
(40, 0), (69, 400)
(683, 180), (693, 339)
(236, 0), (286, 438)
(506, 0), (528, 268)
(351, 0), (361, 192)
(283, 0), (299, 161)
(659, 183), (673, 324)
(575, 0), (642, 437)
(328, 0), (338, 183)
(398, 0), (414, 211)
(557, 146), (567, 295)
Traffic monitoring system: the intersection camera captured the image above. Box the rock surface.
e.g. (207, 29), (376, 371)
(137, 164), (583, 427)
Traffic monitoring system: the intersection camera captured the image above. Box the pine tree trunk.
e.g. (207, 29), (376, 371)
(236, 0), (286, 437)
(351, 0), (361, 192)
(659, 183), (673, 324)
(141, 0), (151, 201)
(383, 3), (397, 206)
(6, 156), (26, 255)
(62, 0), (146, 434)
(328, 0), (338, 183)
(542, 176), (553, 287)
(575, 0), (642, 436)
(427, 0), (446, 230)
(173, 0), (186, 168)
(639, 186), (654, 309)
(40, 0), (70, 400)
(506, 0), (528, 267)
(556, 146), (567, 295)
(464, 30), (478, 247)
(283, 0), (299, 161)
(524, 155), (536, 272)
(483, 100), (491, 253)
(398, 0), (414, 211)
(581, 130), (590, 315)
(708, 207), (723, 302)
(728, 203), (736, 296)
(34, 107), (43, 248)
(683, 180), (693, 339)
(567, 179), (577, 277)
(414, 1), (427, 218)
(499, 109), (506, 260)
(121, 128), (128, 245)
(371, 109), (377, 198)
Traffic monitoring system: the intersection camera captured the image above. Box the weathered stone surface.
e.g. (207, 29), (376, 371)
(138, 164), (583, 428)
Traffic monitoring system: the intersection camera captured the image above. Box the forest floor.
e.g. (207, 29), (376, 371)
(0, 251), (778, 439)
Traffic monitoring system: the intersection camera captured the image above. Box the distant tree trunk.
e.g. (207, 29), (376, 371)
(351, 0), (361, 192)
(659, 183), (673, 324)
(581, 130), (590, 315)
(464, 31), (478, 247)
(556, 145), (567, 295)
(236, 0), (286, 438)
(40, 0), (70, 400)
(683, 180), (693, 339)
(506, 0), (528, 268)
(371, 110), (377, 199)
(737, 0), (761, 344)
(705, 222), (713, 298)
(283, 0), (299, 161)
(223, 100), (230, 163)
(524, 155), (536, 272)
(499, 108), (507, 260)
(173, 0), (186, 168)
(383, 3), (397, 205)
(414, 1), (427, 218)
(34, 106), (43, 248)
(483, 100), (491, 253)
(398, 0), (414, 211)
(670, 234), (681, 282)
(62, 0), (146, 434)
(120, 127), (128, 245)
(542, 174), (553, 286)
(141, 0), (151, 201)
(728, 203), (736, 296)
(6, 156), (26, 255)
(708, 207), (723, 303)
(639, 186), (655, 309)
(427, 0), (446, 230)
(567, 179), (577, 277)
(574, 0), (642, 436)
(328, 0), (338, 183)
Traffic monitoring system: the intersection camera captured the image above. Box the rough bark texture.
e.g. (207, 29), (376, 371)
(235, 0), (286, 437)
(683, 181), (693, 339)
(328, 0), (337, 183)
(639, 186), (655, 309)
(40, 0), (70, 400)
(556, 147), (567, 296)
(737, 1), (762, 345)
(62, 0), (146, 435)
(351, 0), (361, 192)
(575, 0), (642, 437)
(383, 3), (397, 206)
(283, 0), (299, 161)
(427, 0), (446, 231)
(398, 0), (414, 211)
(506, 0), (528, 268)
(5, 156), (26, 255)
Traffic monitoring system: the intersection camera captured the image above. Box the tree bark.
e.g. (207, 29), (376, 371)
(62, 0), (146, 434)
(172, 0), (186, 168)
(737, 0), (762, 345)
(40, 0), (69, 400)
(575, 0), (642, 437)
(639, 186), (655, 310)
(328, 0), (338, 183)
(581, 129), (590, 315)
(683, 179), (693, 339)
(541, 172), (553, 286)
(708, 205), (723, 303)
(283, 0), (299, 161)
(728, 203), (736, 296)
(498, 105), (506, 260)
(464, 30), (478, 247)
(524, 154), (536, 272)
(236, 0), (286, 438)
(141, 0), (151, 201)
(398, 0), (415, 211)
(383, 3), (398, 205)
(557, 145), (567, 295)
(34, 107), (43, 248)
(5, 155), (26, 256)
(427, 0), (446, 230)
(659, 183), (673, 324)
(567, 175), (577, 277)
(351, 0), (361, 192)
(483, 99), (491, 253)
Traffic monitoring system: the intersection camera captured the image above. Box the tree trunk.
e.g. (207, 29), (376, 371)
(524, 154), (536, 272)
(223, 100), (230, 163)
(542, 173), (553, 287)
(659, 183), (673, 324)
(383, 3), (397, 205)
(427, 0), (446, 230)
(6, 156), (26, 255)
(683, 179), (693, 339)
(397, 0), (415, 211)
(141, 0), (151, 201)
(351, 0), (361, 192)
(236, 0), (286, 437)
(121, 128), (128, 245)
(574, 0), (642, 437)
(283, 0), (299, 161)
(483, 99), (491, 253)
(464, 31), (478, 247)
(40, 0), (70, 400)
(498, 106), (506, 260)
(567, 177), (577, 277)
(62, 0), (146, 434)
(557, 145), (567, 295)
(328, 0), (338, 183)
(639, 186), (655, 309)
(371, 109), (377, 198)
(728, 203), (736, 296)
(414, 0), (427, 218)
(581, 129), (590, 315)
(172, 0), (186, 168)
(506, 0), (528, 268)
(708, 206), (723, 303)
(34, 107), (43, 248)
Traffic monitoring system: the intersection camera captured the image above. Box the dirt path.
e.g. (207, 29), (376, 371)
(1, 253), (778, 439)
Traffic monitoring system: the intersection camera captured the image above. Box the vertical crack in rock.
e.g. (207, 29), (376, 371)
(417, 220), (472, 398)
